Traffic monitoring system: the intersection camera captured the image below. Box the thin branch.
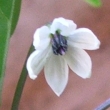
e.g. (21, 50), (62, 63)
(11, 45), (34, 110)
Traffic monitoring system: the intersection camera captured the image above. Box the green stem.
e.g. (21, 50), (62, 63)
(11, 45), (34, 110)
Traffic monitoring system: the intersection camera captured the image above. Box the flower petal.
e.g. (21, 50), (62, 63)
(26, 47), (51, 80)
(44, 55), (68, 96)
(50, 17), (77, 36)
(64, 47), (92, 79)
(68, 28), (100, 50)
(33, 26), (50, 50)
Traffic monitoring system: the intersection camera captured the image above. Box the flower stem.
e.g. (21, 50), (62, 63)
(11, 45), (34, 110)
(95, 98), (110, 110)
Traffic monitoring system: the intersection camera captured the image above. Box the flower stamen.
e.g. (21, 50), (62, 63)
(51, 31), (68, 55)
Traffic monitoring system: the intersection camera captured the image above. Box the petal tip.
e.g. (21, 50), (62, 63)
(83, 71), (92, 79)
(29, 74), (37, 80)
(97, 40), (101, 49)
(56, 94), (61, 97)
(93, 39), (101, 50)
(54, 91), (63, 97)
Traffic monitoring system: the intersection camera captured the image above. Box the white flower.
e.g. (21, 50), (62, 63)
(26, 17), (100, 96)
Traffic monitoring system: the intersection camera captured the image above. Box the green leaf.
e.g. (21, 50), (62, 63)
(84, 0), (102, 7)
(0, 0), (21, 101)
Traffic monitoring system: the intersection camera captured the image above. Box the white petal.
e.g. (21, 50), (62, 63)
(44, 55), (68, 96)
(33, 26), (50, 50)
(68, 28), (100, 50)
(26, 47), (51, 80)
(50, 17), (77, 36)
(64, 47), (92, 79)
